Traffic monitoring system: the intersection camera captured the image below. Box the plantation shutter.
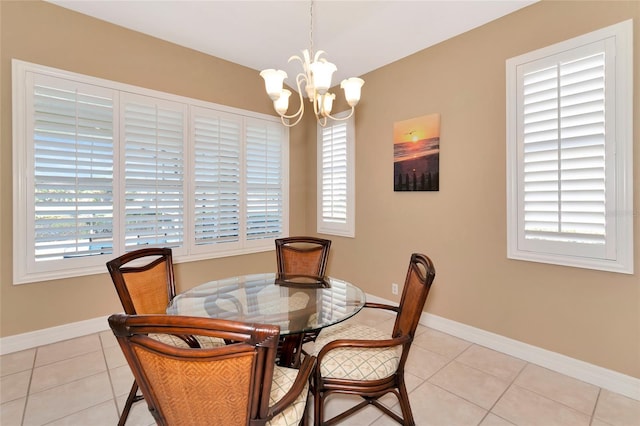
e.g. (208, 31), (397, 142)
(320, 122), (348, 224)
(518, 43), (611, 256)
(317, 113), (354, 238)
(31, 74), (114, 261)
(14, 60), (290, 283)
(506, 20), (632, 274)
(245, 118), (284, 241)
(192, 107), (241, 247)
(121, 94), (185, 249)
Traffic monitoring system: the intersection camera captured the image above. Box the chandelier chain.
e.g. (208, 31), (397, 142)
(309, 0), (314, 56)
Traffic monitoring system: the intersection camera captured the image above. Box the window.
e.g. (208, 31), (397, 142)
(506, 20), (633, 274)
(12, 60), (289, 284)
(317, 112), (355, 237)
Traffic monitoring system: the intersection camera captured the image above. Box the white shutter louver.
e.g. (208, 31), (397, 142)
(123, 97), (185, 249)
(193, 108), (241, 246)
(32, 77), (114, 261)
(321, 123), (348, 224)
(522, 52), (606, 245)
(245, 120), (284, 241)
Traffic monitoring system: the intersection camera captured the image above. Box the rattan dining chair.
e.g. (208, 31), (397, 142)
(106, 247), (222, 425)
(311, 253), (436, 426)
(275, 237), (331, 348)
(108, 314), (315, 426)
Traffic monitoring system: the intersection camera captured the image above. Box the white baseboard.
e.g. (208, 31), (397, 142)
(366, 294), (640, 401)
(0, 316), (111, 355)
(1, 297), (638, 401)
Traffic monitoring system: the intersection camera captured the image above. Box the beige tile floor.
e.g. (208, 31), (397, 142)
(1, 308), (639, 426)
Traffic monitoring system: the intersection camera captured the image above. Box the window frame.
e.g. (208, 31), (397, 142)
(506, 20), (633, 274)
(317, 111), (356, 238)
(12, 59), (289, 284)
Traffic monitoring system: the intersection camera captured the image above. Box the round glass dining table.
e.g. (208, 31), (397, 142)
(167, 273), (366, 366)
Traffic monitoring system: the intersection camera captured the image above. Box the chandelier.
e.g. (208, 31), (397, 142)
(260, 1), (364, 127)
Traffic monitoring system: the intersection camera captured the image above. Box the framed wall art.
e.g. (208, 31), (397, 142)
(393, 113), (440, 191)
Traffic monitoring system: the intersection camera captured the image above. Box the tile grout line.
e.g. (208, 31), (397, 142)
(20, 347), (39, 426)
(588, 388), (602, 426)
(414, 343), (490, 423)
(507, 365), (601, 422)
(23, 333), (117, 426)
(424, 343), (528, 425)
(99, 332), (124, 420)
(479, 359), (530, 425)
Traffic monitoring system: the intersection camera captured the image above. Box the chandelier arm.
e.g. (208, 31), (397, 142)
(323, 106), (356, 121)
(276, 73), (306, 120)
(312, 92), (320, 115)
(311, 91), (323, 122)
(280, 112), (305, 128)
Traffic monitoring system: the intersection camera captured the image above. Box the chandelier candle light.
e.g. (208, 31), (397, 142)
(260, 2), (364, 127)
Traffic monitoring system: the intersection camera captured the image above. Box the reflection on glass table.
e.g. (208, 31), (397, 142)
(167, 273), (366, 366)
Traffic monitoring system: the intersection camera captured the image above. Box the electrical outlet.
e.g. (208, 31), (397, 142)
(391, 282), (399, 295)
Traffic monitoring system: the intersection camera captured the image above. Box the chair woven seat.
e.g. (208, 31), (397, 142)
(313, 323), (401, 381)
(150, 333), (227, 349)
(148, 333), (191, 347)
(268, 366), (310, 426)
(195, 335), (228, 349)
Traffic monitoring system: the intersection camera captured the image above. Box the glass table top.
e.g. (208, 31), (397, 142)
(167, 273), (366, 336)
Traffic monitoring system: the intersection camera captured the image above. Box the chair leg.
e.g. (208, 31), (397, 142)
(118, 380), (142, 426)
(313, 387), (323, 426)
(301, 390), (310, 426)
(396, 380), (415, 426)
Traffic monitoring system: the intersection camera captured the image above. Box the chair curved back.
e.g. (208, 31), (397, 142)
(312, 253), (436, 425)
(394, 253), (436, 342)
(106, 248), (176, 315)
(108, 314), (280, 426)
(275, 236), (331, 277)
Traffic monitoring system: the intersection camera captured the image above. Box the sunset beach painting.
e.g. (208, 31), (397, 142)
(393, 113), (440, 191)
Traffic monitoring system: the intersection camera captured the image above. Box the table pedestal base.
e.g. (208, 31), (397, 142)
(277, 334), (304, 368)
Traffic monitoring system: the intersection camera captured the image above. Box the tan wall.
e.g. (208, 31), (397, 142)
(1, 0), (638, 380)
(323, 0), (639, 378)
(0, 1), (309, 336)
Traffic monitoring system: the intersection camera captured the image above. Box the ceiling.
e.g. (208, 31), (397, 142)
(48, 0), (537, 87)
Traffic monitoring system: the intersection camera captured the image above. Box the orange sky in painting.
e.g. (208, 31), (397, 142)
(393, 113), (441, 144)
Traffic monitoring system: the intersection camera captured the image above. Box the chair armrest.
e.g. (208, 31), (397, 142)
(268, 355), (316, 416)
(363, 302), (399, 313)
(316, 335), (410, 362)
